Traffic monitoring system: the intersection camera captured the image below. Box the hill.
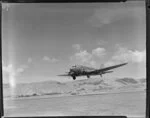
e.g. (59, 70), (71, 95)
(3, 77), (146, 98)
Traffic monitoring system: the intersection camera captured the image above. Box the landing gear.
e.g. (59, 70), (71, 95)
(100, 74), (102, 77)
(87, 75), (90, 78)
(72, 76), (76, 80)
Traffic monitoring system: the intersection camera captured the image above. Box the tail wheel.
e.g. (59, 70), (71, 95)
(72, 76), (76, 80)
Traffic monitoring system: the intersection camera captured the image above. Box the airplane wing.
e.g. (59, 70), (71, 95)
(57, 74), (70, 76)
(88, 62), (128, 75)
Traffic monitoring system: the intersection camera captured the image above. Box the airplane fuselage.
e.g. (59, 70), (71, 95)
(69, 65), (112, 79)
(58, 63), (128, 80)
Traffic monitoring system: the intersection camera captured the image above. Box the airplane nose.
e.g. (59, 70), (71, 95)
(69, 69), (74, 75)
(69, 71), (74, 76)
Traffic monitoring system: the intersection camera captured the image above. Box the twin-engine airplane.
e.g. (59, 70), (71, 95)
(58, 62), (128, 80)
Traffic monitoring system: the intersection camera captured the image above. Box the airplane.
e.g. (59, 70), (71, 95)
(58, 62), (128, 80)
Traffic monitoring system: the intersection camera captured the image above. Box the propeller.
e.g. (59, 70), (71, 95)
(65, 69), (75, 79)
(65, 69), (74, 76)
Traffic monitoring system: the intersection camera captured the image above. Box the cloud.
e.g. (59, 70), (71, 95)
(3, 64), (29, 87)
(3, 64), (18, 88)
(92, 47), (106, 58)
(70, 45), (106, 67)
(112, 47), (146, 63)
(104, 47), (146, 67)
(2, 61), (30, 87)
(43, 56), (59, 63)
(27, 58), (32, 63)
(97, 40), (107, 46)
(88, 9), (113, 27)
(73, 50), (92, 63)
(3, 64), (16, 87)
(89, 60), (96, 67)
(88, 6), (144, 28)
(43, 56), (50, 61)
(50, 58), (59, 63)
(3, 64), (28, 76)
(70, 50), (96, 67)
(104, 61), (116, 67)
(16, 65), (28, 73)
(3, 64), (14, 74)
(72, 44), (81, 51)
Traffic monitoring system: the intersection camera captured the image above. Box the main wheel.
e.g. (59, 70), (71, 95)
(72, 76), (76, 80)
(87, 75), (90, 78)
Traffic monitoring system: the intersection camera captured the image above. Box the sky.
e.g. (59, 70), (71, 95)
(2, 1), (146, 86)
